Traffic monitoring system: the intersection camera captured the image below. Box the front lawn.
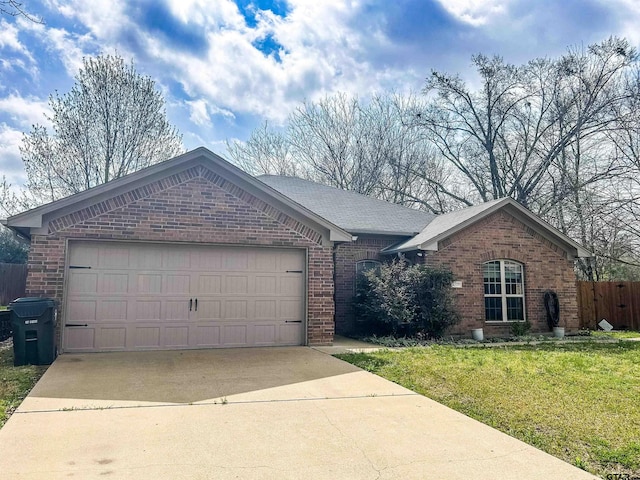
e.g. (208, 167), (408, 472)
(592, 330), (640, 340)
(0, 344), (47, 427)
(338, 341), (640, 477)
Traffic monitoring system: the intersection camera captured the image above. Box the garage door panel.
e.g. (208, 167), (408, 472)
(280, 300), (303, 321)
(224, 251), (249, 270)
(68, 300), (97, 321)
(255, 300), (276, 319)
(65, 327), (96, 351)
(280, 251), (304, 271)
(192, 250), (222, 270)
(254, 324), (276, 345)
(69, 244), (98, 267)
(165, 300), (190, 320)
(165, 274), (191, 294)
(281, 276), (303, 295)
(102, 273), (129, 294)
(138, 274), (162, 294)
(255, 251), (277, 271)
(69, 272), (98, 294)
(225, 275), (248, 294)
(279, 324), (303, 345)
(255, 276), (277, 294)
(225, 300), (248, 320)
(100, 246), (130, 268)
(194, 325), (221, 347)
(198, 275), (221, 294)
(134, 327), (161, 348)
(164, 248), (191, 269)
(164, 326), (189, 347)
(98, 327), (127, 350)
(134, 248), (163, 269)
(99, 300), (128, 321)
(196, 300), (222, 319)
(64, 242), (306, 352)
(135, 301), (161, 320)
(222, 325), (248, 346)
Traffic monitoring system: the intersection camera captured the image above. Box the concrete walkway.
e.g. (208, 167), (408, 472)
(0, 347), (596, 479)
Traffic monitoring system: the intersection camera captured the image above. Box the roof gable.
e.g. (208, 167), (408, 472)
(257, 175), (435, 235)
(383, 197), (590, 259)
(3, 148), (352, 244)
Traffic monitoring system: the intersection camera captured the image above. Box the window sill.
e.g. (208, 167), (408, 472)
(484, 320), (527, 323)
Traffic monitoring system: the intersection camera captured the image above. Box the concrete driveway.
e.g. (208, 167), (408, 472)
(0, 347), (595, 480)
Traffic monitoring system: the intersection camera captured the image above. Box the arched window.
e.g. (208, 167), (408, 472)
(483, 260), (525, 322)
(355, 260), (381, 292)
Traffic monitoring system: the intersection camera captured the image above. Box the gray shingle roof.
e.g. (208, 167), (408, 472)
(257, 175), (435, 235)
(382, 197), (591, 258)
(382, 198), (507, 252)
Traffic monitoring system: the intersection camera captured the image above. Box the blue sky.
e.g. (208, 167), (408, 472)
(1, 0), (639, 186)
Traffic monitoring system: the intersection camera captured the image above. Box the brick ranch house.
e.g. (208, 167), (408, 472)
(3, 148), (590, 353)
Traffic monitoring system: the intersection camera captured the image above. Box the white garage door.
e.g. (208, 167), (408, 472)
(63, 242), (306, 352)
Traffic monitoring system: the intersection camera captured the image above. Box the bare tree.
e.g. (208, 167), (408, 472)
(227, 93), (447, 211)
(1, 0), (42, 22)
(20, 54), (183, 204)
(226, 122), (300, 177)
(414, 37), (636, 209)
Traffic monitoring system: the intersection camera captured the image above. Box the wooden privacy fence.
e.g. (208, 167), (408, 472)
(0, 263), (27, 306)
(577, 281), (640, 330)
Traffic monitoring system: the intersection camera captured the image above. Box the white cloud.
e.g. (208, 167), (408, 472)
(0, 19), (32, 57)
(608, 0), (640, 45)
(0, 19), (37, 77)
(186, 99), (212, 127)
(37, 0), (408, 126)
(0, 94), (51, 128)
(433, 0), (510, 26)
(48, 0), (130, 41)
(0, 124), (26, 184)
(135, 1), (405, 124)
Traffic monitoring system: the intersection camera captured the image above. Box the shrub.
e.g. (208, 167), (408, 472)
(354, 260), (460, 338)
(510, 320), (532, 337)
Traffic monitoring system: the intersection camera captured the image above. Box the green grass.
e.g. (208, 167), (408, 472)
(338, 341), (640, 477)
(0, 346), (47, 428)
(592, 330), (640, 340)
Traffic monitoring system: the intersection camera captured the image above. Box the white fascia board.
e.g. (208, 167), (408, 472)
(420, 241), (439, 251)
(329, 230), (353, 242)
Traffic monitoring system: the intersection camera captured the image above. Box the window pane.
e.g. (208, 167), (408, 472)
(356, 260), (381, 276)
(485, 297), (502, 321)
(483, 261), (501, 295)
(355, 260), (381, 292)
(504, 262), (523, 294)
(506, 297), (524, 321)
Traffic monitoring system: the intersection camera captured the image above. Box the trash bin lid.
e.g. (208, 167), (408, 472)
(9, 297), (56, 317)
(9, 297), (56, 304)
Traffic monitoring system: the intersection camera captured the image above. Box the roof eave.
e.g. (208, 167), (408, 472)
(381, 198), (591, 259)
(349, 229), (420, 237)
(5, 147), (353, 244)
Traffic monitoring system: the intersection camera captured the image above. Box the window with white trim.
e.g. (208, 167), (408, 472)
(355, 260), (381, 292)
(483, 260), (525, 322)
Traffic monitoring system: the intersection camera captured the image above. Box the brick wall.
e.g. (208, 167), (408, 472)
(26, 165), (335, 346)
(334, 234), (408, 334)
(424, 211), (579, 336)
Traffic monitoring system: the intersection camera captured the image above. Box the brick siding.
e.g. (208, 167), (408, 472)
(334, 211), (578, 337)
(334, 234), (408, 334)
(424, 210), (579, 336)
(26, 165), (335, 347)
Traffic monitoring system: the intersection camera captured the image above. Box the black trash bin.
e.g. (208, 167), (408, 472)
(9, 297), (57, 366)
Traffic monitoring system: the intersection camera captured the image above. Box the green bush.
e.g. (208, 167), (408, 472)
(510, 320), (532, 337)
(354, 260), (460, 339)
